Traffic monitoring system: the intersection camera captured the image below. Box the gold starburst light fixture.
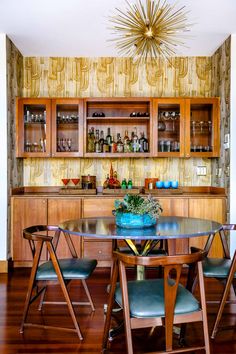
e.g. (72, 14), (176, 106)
(109, 0), (191, 60)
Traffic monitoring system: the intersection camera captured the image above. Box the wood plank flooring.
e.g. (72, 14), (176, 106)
(0, 267), (235, 354)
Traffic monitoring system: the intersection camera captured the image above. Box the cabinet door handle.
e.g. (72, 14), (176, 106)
(98, 250), (102, 254)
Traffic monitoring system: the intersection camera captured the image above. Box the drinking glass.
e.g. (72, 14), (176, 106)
(61, 178), (70, 187)
(71, 178), (80, 186)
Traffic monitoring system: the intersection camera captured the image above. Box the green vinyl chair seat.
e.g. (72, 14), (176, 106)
(115, 278), (200, 318)
(203, 257), (236, 278)
(36, 258), (97, 281)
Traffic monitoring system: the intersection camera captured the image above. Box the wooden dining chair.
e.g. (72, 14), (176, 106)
(20, 225), (97, 340)
(102, 250), (210, 354)
(201, 223), (236, 338)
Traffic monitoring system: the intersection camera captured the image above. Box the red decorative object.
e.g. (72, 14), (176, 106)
(61, 178), (70, 186)
(71, 178), (80, 186)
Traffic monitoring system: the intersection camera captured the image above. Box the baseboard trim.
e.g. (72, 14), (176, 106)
(0, 260), (8, 273)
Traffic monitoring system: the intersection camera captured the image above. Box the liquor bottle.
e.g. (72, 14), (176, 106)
(116, 133), (124, 153)
(110, 135), (117, 153)
(95, 129), (101, 153)
(132, 127), (140, 152)
(99, 130), (105, 152)
(102, 138), (109, 153)
(127, 179), (133, 189)
(87, 127), (95, 152)
(106, 127), (112, 147)
(123, 130), (131, 153)
(139, 132), (149, 152)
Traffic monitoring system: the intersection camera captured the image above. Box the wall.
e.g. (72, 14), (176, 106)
(211, 37), (230, 191)
(230, 34), (236, 254)
(6, 37), (23, 259)
(0, 34), (7, 269)
(22, 56), (213, 186)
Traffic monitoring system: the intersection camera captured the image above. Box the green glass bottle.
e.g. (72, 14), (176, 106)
(127, 179), (133, 189)
(121, 178), (127, 189)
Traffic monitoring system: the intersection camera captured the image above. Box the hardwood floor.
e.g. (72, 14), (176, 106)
(0, 267), (235, 354)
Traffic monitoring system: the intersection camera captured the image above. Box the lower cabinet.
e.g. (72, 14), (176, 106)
(48, 198), (82, 259)
(158, 198), (189, 254)
(82, 198), (118, 266)
(188, 198), (226, 257)
(11, 195), (226, 267)
(11, 197), (47, 264)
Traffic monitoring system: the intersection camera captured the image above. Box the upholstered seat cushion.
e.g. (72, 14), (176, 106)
(203, 257), (236, 278)
(115, 278), (199, 318)
(36, 258), (97, 280)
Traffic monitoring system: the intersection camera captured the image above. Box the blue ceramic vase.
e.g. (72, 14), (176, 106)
(115, 212), (156, 229)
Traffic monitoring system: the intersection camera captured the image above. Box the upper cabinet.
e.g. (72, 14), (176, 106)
(16, 98), (84, 157)
(51, 99), (83, 157)
(84, 98), (152, 157)
(16, 98), (51, 157)
(185, 98), (220, 158)
(16, 97), (220, 158)
(153, 98), (185, 157)
(153, 97), (220, 158)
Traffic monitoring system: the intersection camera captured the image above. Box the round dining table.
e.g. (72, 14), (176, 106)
(59, 215), (222, 259)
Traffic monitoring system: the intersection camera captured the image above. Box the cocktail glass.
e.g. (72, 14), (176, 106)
(71, 178), (80, 186)
(61, 178), (70, 188)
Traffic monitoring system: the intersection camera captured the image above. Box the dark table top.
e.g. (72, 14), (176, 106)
(59, 216), (222, 240)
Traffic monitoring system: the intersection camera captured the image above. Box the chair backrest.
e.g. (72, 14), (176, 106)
(204, 223), (236, 259)
(23, 225), (78, 260)
(113, 250), (208, 353)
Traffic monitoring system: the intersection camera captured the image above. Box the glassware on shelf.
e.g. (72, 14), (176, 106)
(71, 178), (80, 186)
(61, 178), (70, 187)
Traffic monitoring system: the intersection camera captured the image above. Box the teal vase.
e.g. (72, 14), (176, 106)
(115, 212), (156, 229)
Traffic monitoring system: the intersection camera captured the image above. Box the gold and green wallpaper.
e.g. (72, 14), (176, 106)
(22, 56), (214, 186)
(211, 37), (230, 190)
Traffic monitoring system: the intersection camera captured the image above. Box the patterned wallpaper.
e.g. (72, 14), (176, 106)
(23, 57), (212, 98)
(22, 56), (214, 186)
(6, 36), (23, 255)
(211, 37), (230, 190)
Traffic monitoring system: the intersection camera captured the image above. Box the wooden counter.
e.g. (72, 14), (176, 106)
(11, 186), (227, 267)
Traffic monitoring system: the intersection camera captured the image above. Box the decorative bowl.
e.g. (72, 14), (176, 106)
(171, 180), (178, 189)
(163, 181), (171, 189)
(115, 212), (156, 229)
(156, 181), (164, 188)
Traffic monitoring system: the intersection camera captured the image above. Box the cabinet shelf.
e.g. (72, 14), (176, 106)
(84, 152), (151, 158)
(87, 116), (150, 122)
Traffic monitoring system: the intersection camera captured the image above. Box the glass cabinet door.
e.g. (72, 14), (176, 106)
(51, 99), (83, 157)
(16, 98), (51, 157)
(154, 98), (185, 157)
(186, 98), (220, 157)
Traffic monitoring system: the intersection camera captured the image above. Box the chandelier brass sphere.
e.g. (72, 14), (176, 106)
(109, 0), (191, 61)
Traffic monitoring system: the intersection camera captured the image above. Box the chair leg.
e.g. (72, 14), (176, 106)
(81, 279), (95, 312)
(102, 259), (119, 351)
(20, 242), (43, 333)
(211, 262), (236, 338)
(38, 286), (47, 311)
(198, 262), (211, 354)
(47, 242), (83, 340)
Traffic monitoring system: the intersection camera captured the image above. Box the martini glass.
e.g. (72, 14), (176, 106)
(71, 178), (80, 187)
(61, 178), (70, 188)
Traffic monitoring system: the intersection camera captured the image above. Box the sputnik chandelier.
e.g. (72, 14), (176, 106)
(109, 0), (191, 61)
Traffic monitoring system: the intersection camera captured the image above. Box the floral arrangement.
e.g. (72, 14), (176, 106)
(114, 194), (163, 220)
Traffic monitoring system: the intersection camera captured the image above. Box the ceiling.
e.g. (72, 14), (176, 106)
(0, 0), (236, 57)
